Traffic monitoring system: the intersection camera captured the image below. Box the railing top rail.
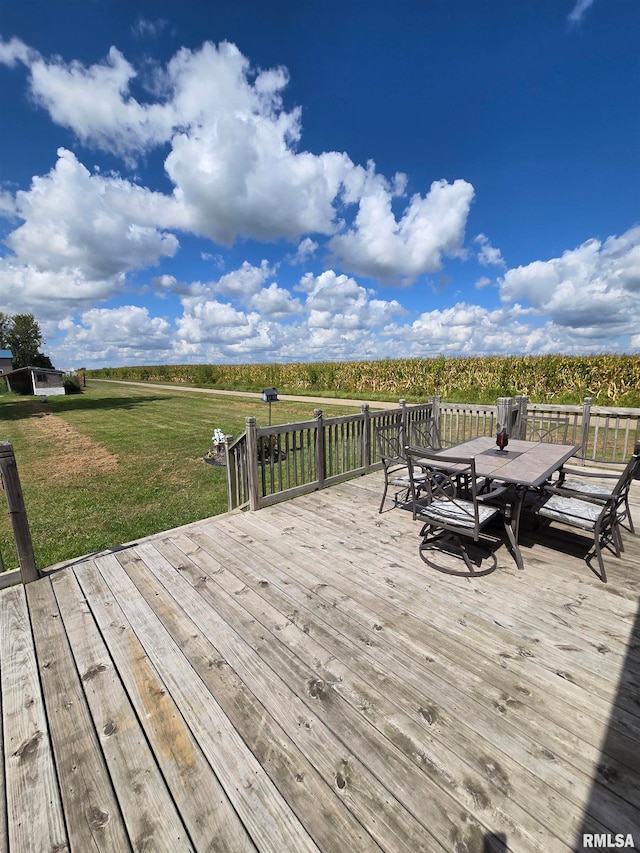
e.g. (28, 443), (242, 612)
(252, 402), (432, 438)
(526, 402), (584, 413)
(256, 419), (322, 437)
(227, 433), (247, 451)
(584, 405), (640, 417)
(438, 402), (497, 413)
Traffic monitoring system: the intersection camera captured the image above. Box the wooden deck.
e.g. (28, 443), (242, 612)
(1, 470), (639, 852)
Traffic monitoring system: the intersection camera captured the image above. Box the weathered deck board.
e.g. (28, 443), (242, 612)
(0, 584), (68, 852)
(1, 469), (639, 852)
(69, 563), (259, 853)
(204, 511), (637, 839)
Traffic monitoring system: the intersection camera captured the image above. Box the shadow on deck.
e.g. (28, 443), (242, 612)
(1, 471), (639, 852)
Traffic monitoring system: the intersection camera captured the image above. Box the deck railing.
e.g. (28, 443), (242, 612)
(226, 400), (433, 511)
(434, 396), (640, 466)
(227, 395), (640, 511)
(3, 396), (638, 581)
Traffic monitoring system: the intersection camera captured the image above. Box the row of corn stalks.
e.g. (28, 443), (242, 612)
(88, 354), (640, 407)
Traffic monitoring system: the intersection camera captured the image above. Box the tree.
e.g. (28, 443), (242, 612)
(5, 314), (45, 368)
(0, 312), (10, 349)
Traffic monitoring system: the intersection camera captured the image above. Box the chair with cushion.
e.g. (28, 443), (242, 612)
(520, 415), (570, 444)
(555, 456), (638, 536)
(375, 422), (426, 513)
(407, 416), (445, 451)
(534, 450), (640, 581)
(405, 447), (521, 573)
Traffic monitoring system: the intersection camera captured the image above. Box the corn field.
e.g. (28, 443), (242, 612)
(88, 354), (640, 407)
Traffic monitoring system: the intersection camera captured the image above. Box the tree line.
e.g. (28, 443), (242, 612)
(0, 313), (53, 370)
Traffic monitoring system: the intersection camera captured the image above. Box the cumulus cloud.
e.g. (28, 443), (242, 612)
(3, 38), (475, 261)
(1, 34), (636, 366)
(475, 233), (506, 269)
(55, 306), (173, 365)
(24, 46), (173, 158)
(291, 237), (319, 265)
(330, 174), (474, 282)
(499, 226), (640, 335)
(382, 303), (599, 357)
(6, 149), (179, 280)
(248, 283), (302, 318)
(213, 260), (276, 297)
(0, 262), (123, 319)
(298, 269), (406, 329)
(172, 293), (288, 361)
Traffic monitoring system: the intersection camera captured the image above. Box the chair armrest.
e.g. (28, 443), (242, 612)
(560, 465), (617, 480)
(544, 483), (615, 504)
(476, 485), (509, 505)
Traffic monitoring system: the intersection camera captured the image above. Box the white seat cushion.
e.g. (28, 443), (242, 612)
(561, 478), (611, 497)
(419, 498), (498, 529)
(390, 470), (427, 487)
(538, 494), (603, 530)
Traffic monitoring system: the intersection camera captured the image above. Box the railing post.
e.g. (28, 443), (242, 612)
(245, 417), (260, 511)
(224, 434), (235, 512)
(579, 397), (592, 462)
(399, 398), (407, 436)
(314, 409), (325, 490)
(513, 395), (528, 439)
(496, 397), (513, 436)
(428, 395), (442, 441)
(361, 404), (371, 472)
(0, 441), (39, 583)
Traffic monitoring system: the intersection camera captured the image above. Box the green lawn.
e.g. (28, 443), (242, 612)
(0, 382), (358, 572)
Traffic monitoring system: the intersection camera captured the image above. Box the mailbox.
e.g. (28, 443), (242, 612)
(262, 388), (278, 403)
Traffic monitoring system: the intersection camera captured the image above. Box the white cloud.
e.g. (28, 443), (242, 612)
(131, 18), (168, 40)
(6, 38), (475, 268)
(54, 306), (173, 366)
(27, 47), (174, 158)
(291, 237), (319, 265)
(6, 149), (179, 279)
(499, 226), (640, 334)
(299, 269), (405, 330)
(382, 303), (607, 357)
(330, 176), (474, 282)
(176, 297), (262, 345)
(0, 263), (125, 319)
(248, 283), (302, 318)
(2, 35), (636, 366)
(474, 233), (506, 269)
(568, 0), (595, 26)
(0, 36), (37, 67)
(0, 190), (17, 218)
(213, 260), (276, 297)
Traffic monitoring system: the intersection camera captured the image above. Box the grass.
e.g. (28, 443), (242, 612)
(0, 382), (358, 572)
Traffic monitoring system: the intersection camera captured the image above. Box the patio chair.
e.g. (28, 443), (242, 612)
(534, 450), (640, 581)
(555, 456), (638, 536)
(375, 422), (426, 513)
(407, 416), (445, 450)
(520, 416), (570, 443)
(405, 447), (519, 573)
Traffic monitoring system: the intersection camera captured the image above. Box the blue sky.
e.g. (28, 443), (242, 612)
(1, 0), (638, 369)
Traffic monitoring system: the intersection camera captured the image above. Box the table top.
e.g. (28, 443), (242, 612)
(434, 436), (580, 488)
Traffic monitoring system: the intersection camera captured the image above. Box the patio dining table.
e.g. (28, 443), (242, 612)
(431, 435), (581, 569)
